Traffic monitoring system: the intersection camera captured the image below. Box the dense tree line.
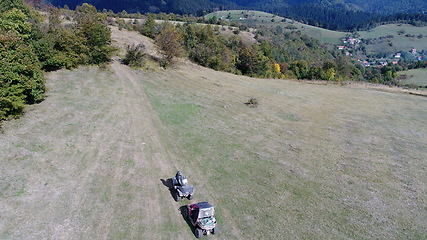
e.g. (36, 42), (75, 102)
(270, 4), (379, 31)
(49, 0), (427, 31)
(1, 0), (114, 122)
(265, 5), (427, 31)
(152, 22), (279, 77)
(50, 0), (239, 15)
(129, 15), (400, 83)
(125, 13), (427, 86)
(341, 0), (427, 15)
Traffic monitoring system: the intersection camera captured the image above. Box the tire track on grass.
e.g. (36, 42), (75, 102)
(110, 61), (188, 239)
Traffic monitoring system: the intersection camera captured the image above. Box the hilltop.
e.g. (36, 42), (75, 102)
(1, 26), (426, 239)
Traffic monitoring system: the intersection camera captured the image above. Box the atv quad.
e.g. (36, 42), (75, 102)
(171, 172), (194, 201)
(183, 202), (217, 238)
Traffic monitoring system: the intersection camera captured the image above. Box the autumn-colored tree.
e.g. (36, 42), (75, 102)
(155, 23), (184, 66)
(289, 60), (309, 79)
(321, 61), (336, 81)
(321, 67), (336, 81)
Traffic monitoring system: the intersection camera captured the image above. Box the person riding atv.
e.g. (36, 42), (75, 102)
(171, 171), (194, 201)
(175, 171), (187, 186)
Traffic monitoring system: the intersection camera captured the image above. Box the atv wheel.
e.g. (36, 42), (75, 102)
(183, 208), (188, 217)
(188, 194), (194, 200)
(175, 192), (181, 202)
(212, 227), (217, 235)
(195, 228), (203, 238)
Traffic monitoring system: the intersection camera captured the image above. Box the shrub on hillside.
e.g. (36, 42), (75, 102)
(245, 98), (258, 108)
(123, 44), (146, 67)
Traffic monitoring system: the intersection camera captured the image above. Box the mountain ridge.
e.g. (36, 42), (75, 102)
(49, 0), (427, 15)
(47, 0), (427, 31)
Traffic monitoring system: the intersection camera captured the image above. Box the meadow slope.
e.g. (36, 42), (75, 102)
(0, 28), (426, 239)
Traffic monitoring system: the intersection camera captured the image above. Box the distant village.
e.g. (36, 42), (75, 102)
(337, 36), (424, 67)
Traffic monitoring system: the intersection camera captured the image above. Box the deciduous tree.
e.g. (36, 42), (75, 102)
(290, 60), (308, 79)
(156, 23), (184, 66)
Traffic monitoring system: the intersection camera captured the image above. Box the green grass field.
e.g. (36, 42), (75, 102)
(359, 24), (427, 55)
(206, 10), (282, 22)
(398, 68), (427, 87)
(206, 10), (346, 44)
(207, 11), (427, 52)
(143, 63), (427, 239)
(359, 24), (427, 39)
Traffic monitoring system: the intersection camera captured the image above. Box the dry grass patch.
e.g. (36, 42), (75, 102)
(141, 61), (427, 239)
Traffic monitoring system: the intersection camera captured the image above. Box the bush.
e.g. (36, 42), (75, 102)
(245, 98), (258, 108)
(123, 44), (146, 67)
(0, 94), (25, 120)
(0, 32), (45, 120)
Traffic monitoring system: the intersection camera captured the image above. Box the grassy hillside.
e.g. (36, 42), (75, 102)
(359, 24), (427, 56)
(206, 10), (346, 44)
(144, 63), (427, 239)
(398, 68), (427, 87)
(359, 24), (427, 39)
(207, 10), (427, 53)
(1, 28), (426, 239)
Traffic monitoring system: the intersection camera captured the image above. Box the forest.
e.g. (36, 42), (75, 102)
(48, 0), (427, 31)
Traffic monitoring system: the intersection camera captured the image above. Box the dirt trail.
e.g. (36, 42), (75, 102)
(0, 51), (187, 239)
(0, 26), (234, 240)
(109, 60), (188, 238)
